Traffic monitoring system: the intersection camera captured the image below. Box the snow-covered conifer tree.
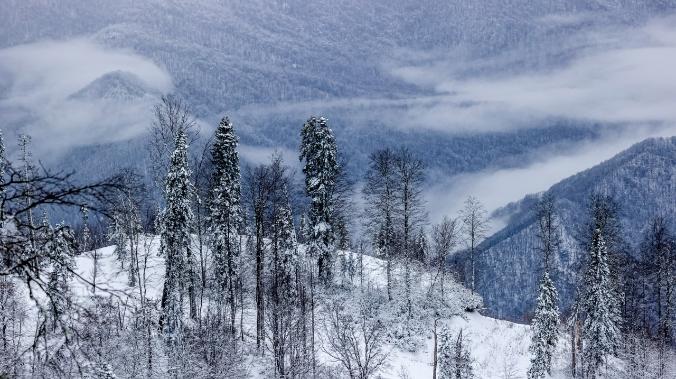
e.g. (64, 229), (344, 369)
(439, 328), (474, 379)
(80, 206), (91, 252)
(299, 116), (339, 284)
(581, 228), (621, 377)
(269, 185), (299, 377)
(528, 271), (559, 379)
(528, 194), (560, 379)
(275, 195), (298, 300)
(108, 217), (128, 268)
(209, 116), (242, 333)
(159, 129), (194, 372)
(453, 329), (474, 379)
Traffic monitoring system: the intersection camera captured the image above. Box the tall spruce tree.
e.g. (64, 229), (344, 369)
(572, 195), (623, 377)
(528, 194), (560, 379)
(209, 116), (242, 333)
(299, 116), (339, 284)
(528, 272), (559, 379)
(159, 129), (194, 372)
(581, 228), (621, 378)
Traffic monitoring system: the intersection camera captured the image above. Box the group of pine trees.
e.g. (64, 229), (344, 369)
(527, 193), (675, 379)
(147, 107), (357, 377)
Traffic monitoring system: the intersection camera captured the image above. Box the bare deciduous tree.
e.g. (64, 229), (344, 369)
(394, 148), (426, 319)
(459, 196), (488, 293)
(322, 297), (389, 379)
(363, 148), (397, 301)
(148, 95), (199, 199)
(431, 217), (459, 299)
(243, 162), (273, 351)
(536, 193), (561, 272)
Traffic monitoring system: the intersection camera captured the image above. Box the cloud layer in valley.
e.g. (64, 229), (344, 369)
(424, 124), (676, 231)
(235, 15), (676, 138)
(0, 38), (172, 156)
(387, 16), (676, 133)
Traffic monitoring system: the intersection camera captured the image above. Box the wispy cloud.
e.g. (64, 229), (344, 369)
(0, 38), (172, 155)
(395, 16), (676, 223)
(389, 16), (676, 132)
(235, 15), (676, 136)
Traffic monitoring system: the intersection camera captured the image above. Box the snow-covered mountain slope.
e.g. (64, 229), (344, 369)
(470, 136), (676, 320)
(65, 236), (572, 378)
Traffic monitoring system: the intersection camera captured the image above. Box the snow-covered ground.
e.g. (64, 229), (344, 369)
(72, 235), (165, 300)
(386, 311), (574, 379)
(66, 236), (576, 379)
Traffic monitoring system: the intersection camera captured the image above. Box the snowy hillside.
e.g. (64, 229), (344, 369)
(63, 236), (574, 379)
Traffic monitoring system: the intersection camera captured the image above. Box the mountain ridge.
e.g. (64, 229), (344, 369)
(473, 136), (676, 320)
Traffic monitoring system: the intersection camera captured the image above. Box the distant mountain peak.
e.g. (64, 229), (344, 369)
(69, 70), (157, 101)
